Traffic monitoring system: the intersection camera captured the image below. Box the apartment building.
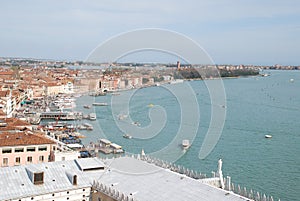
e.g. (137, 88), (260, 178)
(0, 131), (55, 167)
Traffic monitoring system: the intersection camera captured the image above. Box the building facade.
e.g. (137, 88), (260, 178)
(0, 131), (55, 167)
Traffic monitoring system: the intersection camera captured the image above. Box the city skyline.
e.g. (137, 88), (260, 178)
(0, 0), (299, 65)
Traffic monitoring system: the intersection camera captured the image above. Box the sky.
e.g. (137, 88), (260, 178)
(0, 0), (299, 65)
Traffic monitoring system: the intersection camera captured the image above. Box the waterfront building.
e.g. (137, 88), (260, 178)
(0, 131), (56, 167)
(46, 82), (63, 96)
(0, 89), (13, 117)
(0, 156), (258, 201)
(63, 80), (74, 94)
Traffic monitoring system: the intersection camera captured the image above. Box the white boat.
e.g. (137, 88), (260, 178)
(92, 102), (108, 106)
(265, 135), (272, 138)
(123, 134), (132, 139)
(89, 113), (97, 120)
(182, 140), (190, 149)
(170, 79), (184, 84)
(118, 114), (128, 120)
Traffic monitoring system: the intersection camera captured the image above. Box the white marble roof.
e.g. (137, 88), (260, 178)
(0, 157), (250, 201)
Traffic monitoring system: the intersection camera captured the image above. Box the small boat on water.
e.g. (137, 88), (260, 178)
(118, 114), (128, 120)
(182, 140), (190, 149)
(89, 113), (97, 120)
(132, 121), (141, 126)
(123, 134), (132, 139)
(83, 105), (91, 109)
(265, 135), (272, 138)
(92, 102), (108, 106)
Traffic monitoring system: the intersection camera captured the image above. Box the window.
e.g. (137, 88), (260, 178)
(2, 158), (8, 166)
(39, 156), (44, 162)
(26, 147), (36, 152)
(15, 148), (24, 152)
(38, 146), (47, 151)
(27, 156), (33, 163)
(33, 172), (44, 185)
(73, 175), (77, 185)
(15, 157), (21, 165)
(2, 148), (12, 154)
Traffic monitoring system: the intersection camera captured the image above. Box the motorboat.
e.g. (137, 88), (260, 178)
(123, 134), (132, 139)
(89, 113), (97, 120)
(265, 135), (272, 138)
(182, 140), (190, 149)
(83, 105), (91, 109)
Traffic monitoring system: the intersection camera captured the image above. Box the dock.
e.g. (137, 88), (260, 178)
(86, 138), (124, 155)
(40, 112), (82, 120)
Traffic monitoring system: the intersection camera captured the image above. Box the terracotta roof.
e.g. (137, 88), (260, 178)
(0, 110), (6, 116)
(0, 118), (31, 126)
(0, 71), (13, 75)
(0, 131), (55, 147)
(0, 90), (10, 97)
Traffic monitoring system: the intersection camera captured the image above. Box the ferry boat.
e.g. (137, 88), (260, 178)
(92, 102), (108, 106)
(182, 140), (190, 149)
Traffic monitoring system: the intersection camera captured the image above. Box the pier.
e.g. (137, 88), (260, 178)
(86, 139), (124, 155)
(40, 111), (82, 120)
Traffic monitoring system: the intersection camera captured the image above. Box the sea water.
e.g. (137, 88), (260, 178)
(76, 70), (300, 201)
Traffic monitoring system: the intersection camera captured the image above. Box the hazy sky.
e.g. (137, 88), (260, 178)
(0, 0), (299, 65)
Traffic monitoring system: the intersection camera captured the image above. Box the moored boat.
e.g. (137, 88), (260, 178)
(89, 113), (97, 120)
(92, 102), (108, 106)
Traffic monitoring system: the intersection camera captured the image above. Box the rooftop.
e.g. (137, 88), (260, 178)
(0, 131), (56, 147)
(0, 156), (251, 201)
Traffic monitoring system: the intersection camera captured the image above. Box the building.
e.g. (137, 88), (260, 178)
(0, 156), (269, 201)
(0, 131), (56, 167)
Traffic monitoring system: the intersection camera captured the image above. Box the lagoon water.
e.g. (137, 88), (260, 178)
(76, 70), (300, 201)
